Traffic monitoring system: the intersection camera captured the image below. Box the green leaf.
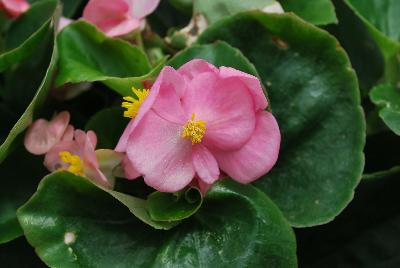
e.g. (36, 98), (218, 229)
(0, 145), (47, 244)
(193, 0), (279, 25)
(279, 0), (337, 25)
(56, 21), (156, 96)
(370, 84), (400, 135)
(362, 166), (400, 180)
(147, 187), (202, 221)
(85, 107), (130, 149)
(0, 0), (57, 72)
(0, 1), (60, 163)
(18, 174), (297, 267)
(344, 0), (400, 84)
(198, 11), (365, 227)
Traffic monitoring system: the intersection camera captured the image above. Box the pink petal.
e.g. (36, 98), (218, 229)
(82, 0), (140, 37)
(75, 130), (98, 168)
(44, 140), (80, 171)
(182, 73), (256, 150)
(24, 111), (70, 155)
(1, 0), (29, 17)
(58, 17), (73, 32)
(127, 0), (160, 19)
(219, 67), (268, 111)
(212, 111), (281, 183)
(178, 59), (218, 83)
(116, 67), (185, 152)
(192, 144), (219, 184)
(61, 125), (74, 141)
(126, 110), (194, 192)
(121, 154), (141, 179)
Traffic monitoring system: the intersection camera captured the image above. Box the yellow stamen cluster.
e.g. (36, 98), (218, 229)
(59, 151), (85, 176)
(122, 87), (150, 118)
(181, 113), (206, 144)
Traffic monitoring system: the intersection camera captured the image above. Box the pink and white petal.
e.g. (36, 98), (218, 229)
(182, 74), (256, 150)
(83, 0), (129, 25)
(121, 154), (141, 179)
(127, 0), (160, 19)
(177, 59), (218, 83)
(103, 17), (141, 37)
(1, 0), (29, 17)
(219, 67), (268, 111)
(24, 112), (70, 155)
(192, 144), (219, 184)
(126, 111), (194, 192)
(61, 125), (74, 141)
(116, 67), (185, 152)
(58, 17), (73, 32)
(213, 111), (281, 184)
(74, 130), (99, 168)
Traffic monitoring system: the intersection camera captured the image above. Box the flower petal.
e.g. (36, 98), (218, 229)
(213, 111), (281, 183)
(192, 144), (219, 184)
(219, 66), (268, 111)
(116, 67), (185, 152)
(182, 73), (256, 150)
(1, 0), (29, 17)
(24, 111), (70, 155)
(126, 110), (194, 192)
(177, 59), (218, 83)
(127, 0), (160, 19)
(121, 154), (141, 179)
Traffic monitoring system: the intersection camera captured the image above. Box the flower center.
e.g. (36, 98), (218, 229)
(181, 113), (206, 144)
(59, 151), (85, 176)
(122, 87), (150, 118)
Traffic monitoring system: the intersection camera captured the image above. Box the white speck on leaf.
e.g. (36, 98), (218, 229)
(64, 232), (76, 245)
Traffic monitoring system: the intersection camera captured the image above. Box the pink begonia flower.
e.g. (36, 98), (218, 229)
(116, 59), (281, 193)
(82, 0), (160, 37)
(0, 0), (29, 17)
(25, 111), (121, 188)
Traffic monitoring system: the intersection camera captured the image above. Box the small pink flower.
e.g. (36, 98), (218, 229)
(44, 130), (113, 188)
(82, 0), (160, 37)
(117, 59), (281, 193)
(0, 0), (29, 17)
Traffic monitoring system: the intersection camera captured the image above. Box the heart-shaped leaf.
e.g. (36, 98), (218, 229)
(18, 173), (297, 267)
(56, 21), (164, 96)
(198, 11), (365, 227)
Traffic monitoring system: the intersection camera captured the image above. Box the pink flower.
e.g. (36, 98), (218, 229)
(0, 0), (29, 17)
(82, 0), (160, 37)
(116, 59), (281, 193)
(24, 111), (121, 188)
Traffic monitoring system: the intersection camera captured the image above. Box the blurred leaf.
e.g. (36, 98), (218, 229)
(56, 21), (159, 96)
(18, 175), (297, 267)
(199, 11), (365, 227)
(279, 0), (337, 25)
(0, 0), (57, 71)
(370, 84), (400, 135)
(85, 107), (129, 149)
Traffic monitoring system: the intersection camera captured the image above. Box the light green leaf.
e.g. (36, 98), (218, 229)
(279, 0), (337, 25)
(18, 174), (297, 267)
(370, 84), (400, 135)
(56, 21), (160, 96)
(198, 11), (365, 227)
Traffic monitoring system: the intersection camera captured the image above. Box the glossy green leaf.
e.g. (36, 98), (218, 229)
(85, 107), (130, 149)
(279, 0), (337, 25)
(0, 1), (59, 163)
(198, 11), (365, 227)
(147, 187), (202, 221)
(344, 0), (400, 84)
(370, 84), (400, 135)
(193, 0), (278, 25)
(0, 145), (47, 244)
(18, 174), (297, 267)
(0, 0), (57, 71)
(56, 21), (155, 96)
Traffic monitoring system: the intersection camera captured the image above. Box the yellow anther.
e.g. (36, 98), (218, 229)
(181, 113), (206, 144)
(59, 151), (85, 176)
(122, 87), (150, 118)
